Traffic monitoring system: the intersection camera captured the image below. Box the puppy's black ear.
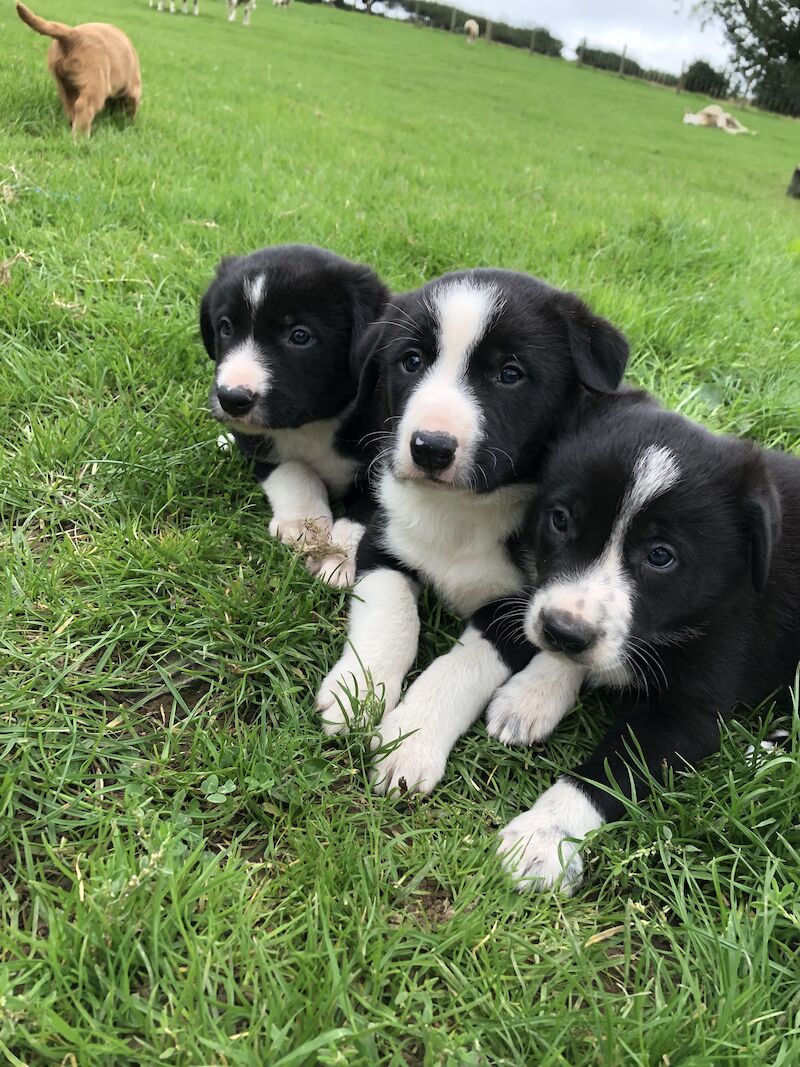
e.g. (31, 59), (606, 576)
(741, 452), (782, 594)
(345, 264), (390, 380)
(336, 319), (389, 460)
(199, 257), (240, 361)
(558, 293), (629, 393)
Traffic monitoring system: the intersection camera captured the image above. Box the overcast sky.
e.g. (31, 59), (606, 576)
(465, 0), (732, 74)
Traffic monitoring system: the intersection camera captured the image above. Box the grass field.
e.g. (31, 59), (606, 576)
(2, 1), (799, 1063)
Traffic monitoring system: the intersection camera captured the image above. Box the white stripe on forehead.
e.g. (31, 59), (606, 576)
(617, 444), (681, 533)
(432, 280), (499, 376)
(244, 273), (267, 311)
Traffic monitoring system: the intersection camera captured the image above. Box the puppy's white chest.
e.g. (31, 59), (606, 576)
(379, 476), (533, 616)
(270, 419), (356, 497)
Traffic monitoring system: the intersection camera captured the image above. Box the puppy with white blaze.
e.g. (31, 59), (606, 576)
(317, 269), (629, 792)
(201, 245), (388, 587)
(476, 390), (800, 894)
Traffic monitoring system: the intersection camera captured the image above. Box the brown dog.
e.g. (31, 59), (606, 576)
(16, 3), (142, 138)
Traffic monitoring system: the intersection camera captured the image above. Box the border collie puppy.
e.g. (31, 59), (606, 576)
(316, 269), (629, 791)
(201, 244), (389, 586)
(475, 392), (800, 894)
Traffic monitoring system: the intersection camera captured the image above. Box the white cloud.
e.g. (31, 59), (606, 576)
(452, 0), (732, 74)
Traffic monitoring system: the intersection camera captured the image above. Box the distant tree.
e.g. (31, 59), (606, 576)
(696, 1), (799, 76)
(576, 45), (644, 78)
(683, 59), (729, 96)
(696, 1), (800, 115)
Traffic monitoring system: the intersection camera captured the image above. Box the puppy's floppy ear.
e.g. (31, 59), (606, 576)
(741, 450), (782, 594)
(558, 292), (629, 393)
(199, 256), (240, 361)
(335, 319), (389, 459)
(344, 263), (390, 380)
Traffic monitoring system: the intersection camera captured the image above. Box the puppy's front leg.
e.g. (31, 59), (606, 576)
(499, 702), (721, 894)
(317, 567), (420, 735)
(486, 652), (586, 747)
(262, 461), (333, 547)
(370, 627), (512, 795)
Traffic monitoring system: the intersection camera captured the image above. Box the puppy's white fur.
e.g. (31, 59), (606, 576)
(263, 462), (332, 545)
(379, 472), (532, 617)
(260, 421), (357, 549)
(309, 517), (365, 589)
(216, 340), (271, 398)
(370, 627), (512, 794)
(486, 653), (586, 747)
(244, 272), (266, 311)
(498, 778), (604, 894)
(317, 568), (420, 734)
(393, 281), (499, 486)
(270, 420), (357, 498)
(526, 445), (681, 670)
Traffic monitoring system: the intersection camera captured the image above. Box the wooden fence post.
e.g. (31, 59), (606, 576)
(676, 61), (685, 93)
(529, 28), (537, 54)
(450, 6), (456, 32)
(485, 19), (492, 42)
(618, 44), (627, 77)
(577, 38), (586, 65)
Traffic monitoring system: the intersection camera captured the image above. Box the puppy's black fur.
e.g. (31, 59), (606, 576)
(200, 245), (388, 580)
(339, 268), (629, 495)
(201, 244), (388, 478)
(478, 391), (800, 826)
(342, 269), (629, 587)
(317, 268), (630, 766)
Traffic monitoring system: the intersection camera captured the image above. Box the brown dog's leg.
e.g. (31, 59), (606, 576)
(54, 76), (77, 125)
(124, 88), (142, 122)
(71, 93), (102, 138)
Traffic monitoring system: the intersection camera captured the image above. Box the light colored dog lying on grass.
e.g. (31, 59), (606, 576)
(683, 104), (751, 135)
(16, 2), (142, 138)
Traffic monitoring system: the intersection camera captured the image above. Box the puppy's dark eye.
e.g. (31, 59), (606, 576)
(289, 327), (312, 346)
(646, 545), (676, 570)
(498, 364), (523, 385)
(550, 506), (569, 534)
(219, 317), (233, 339)
(401, 350), (423, 374)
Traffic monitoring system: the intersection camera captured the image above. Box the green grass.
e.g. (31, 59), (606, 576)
(2, 1), (800, 1063)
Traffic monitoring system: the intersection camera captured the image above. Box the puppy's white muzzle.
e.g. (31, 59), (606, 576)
(393, 372), (481, 485)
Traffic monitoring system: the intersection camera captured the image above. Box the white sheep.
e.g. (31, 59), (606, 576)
(151, 0), (199, 13)
(464, 18), (479, 43)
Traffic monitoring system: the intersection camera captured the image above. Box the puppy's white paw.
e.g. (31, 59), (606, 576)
(369, 706), (446, 795)
(269, 514), (332, 547)
(497, 780), (603, 895)
(310, 551), (357, 589)
(316, 652), (402, 737)
(307, 517), (363, 587)
(216, 432), (236, 453)
(486, 654), (583, 747)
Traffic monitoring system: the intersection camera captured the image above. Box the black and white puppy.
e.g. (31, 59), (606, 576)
(316, 269), (629, 791)
(201, 244), (389, 586)
(478, 391), (800, 894)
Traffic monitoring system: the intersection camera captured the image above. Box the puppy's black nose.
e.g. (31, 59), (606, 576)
(540, 610), (597, 655)
(217, 386), (256, 416)
(410, 430), (457, 472)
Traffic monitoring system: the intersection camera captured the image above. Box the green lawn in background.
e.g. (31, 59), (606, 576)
(1, 1), (799, 1063)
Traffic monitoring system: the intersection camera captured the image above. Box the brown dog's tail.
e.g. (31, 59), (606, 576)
(16, 2), (74, 41)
